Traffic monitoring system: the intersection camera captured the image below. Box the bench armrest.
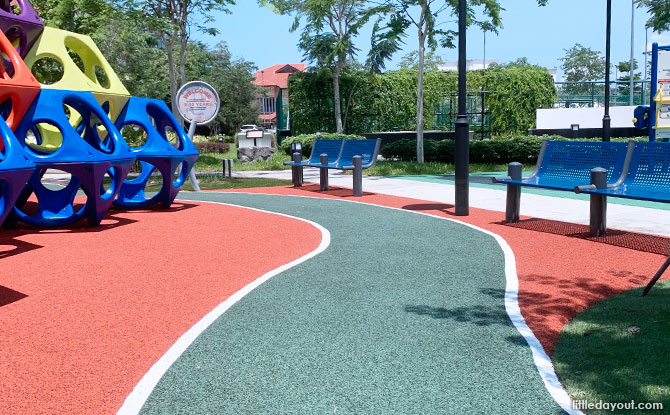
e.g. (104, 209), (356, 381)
(574, 184), (596, 194)
(492, 176), (511, 183)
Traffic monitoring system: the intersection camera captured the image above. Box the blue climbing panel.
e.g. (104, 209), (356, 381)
(0, 117), (34, 227)
(113, 97), (199, 208)
(10, 89), (134, 227)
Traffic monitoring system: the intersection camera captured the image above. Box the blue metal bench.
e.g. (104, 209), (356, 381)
(309, 139), (381, 196)
(574, 142), (670, 295)
(284, 139), (343, 186)
(494, 140), (633, 222)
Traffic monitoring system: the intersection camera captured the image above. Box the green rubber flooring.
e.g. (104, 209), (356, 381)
(139, 192), (565, 414)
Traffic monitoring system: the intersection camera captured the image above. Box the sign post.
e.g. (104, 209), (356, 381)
(176, 81), (220, 191)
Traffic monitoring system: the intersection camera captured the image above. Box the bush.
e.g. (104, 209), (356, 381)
(288, 67), (556, 135)
(194, 142), (230, 153)
(380, 135), (643, 165)
(279, 133), (365, 156)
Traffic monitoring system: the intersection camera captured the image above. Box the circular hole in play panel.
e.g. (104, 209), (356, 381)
(88, 113), (114, 154)
(101, 101), (111, 115)
(94, 66), (110, 89)
(25, 122), (63, 154)
(120, 123), (148, 148)
(172, 161), (186, 188)
(164, 125), (180, 149)
(0, 97), (13, 122)
(136, 160), (163, 192)
(39, 168), (72, 190)
(100, 167), (118, 200)
(0, 0), (21, 15)
(66, 46), (87, 76)
(31, 57), (64, 85)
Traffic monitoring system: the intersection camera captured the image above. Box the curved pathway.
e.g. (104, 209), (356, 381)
(137, 193), (565, 414)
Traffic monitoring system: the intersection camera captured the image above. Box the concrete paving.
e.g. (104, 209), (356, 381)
(232, 168), (670, 238)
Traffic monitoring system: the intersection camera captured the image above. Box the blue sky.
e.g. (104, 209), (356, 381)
(192, 0), (668, 81)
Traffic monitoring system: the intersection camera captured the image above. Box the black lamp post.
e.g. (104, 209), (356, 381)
(455, 0), (469, 216)
(603, 0), (612, 142)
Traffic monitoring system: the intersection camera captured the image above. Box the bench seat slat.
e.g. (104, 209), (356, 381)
(579, 142), (670, 202)
(496, 140), (630, 190)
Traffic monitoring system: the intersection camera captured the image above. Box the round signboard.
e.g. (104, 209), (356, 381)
(176, 81), (220, 125)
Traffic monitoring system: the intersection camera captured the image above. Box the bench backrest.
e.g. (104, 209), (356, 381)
(337, 139), (381, 168)
(537, 140), (629, 184)
(308, 139), (343, 164)
(621, 142), (670, 192)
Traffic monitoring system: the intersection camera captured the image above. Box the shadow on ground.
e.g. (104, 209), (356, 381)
(0, 286), (27, 307)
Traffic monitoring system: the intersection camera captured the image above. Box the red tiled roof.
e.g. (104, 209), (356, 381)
(252, 64), (306, 88)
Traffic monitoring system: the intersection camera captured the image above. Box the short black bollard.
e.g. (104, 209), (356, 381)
(319, 153), (328, 191)
(353, 155), (362, 196)
(292, 152), (302, 187)
(589, 167), (607, 237)
(505, 162), (522, 223)
(222, 159), (233, 177)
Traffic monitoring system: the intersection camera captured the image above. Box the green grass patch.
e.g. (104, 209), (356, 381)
(553, 281), (670, 414)
(195, 146), (520, 176)
(195, 144), (291, 172)
(145, 176), (292, 192)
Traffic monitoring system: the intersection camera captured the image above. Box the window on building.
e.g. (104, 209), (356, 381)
(258, 97), (276, 114)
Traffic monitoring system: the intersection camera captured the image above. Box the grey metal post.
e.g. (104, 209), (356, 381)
(319, 154), (328, 191)
(222, 159), (232, 177)
(590, 167), (608, 236)
(454, 0), (469, 216)
(603, 0), (612, 142)
(505, 162), (522, 223)
(292, 152), (302, 186)
(187, 121), (201, 191)
(353, 155), (362, 197)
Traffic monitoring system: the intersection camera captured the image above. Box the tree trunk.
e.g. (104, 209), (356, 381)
(164, 32), (180, 121)
(333, 59), (344, 134)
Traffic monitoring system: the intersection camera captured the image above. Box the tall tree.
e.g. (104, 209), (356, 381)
(262, 0), (389, 134)
(616, 59), (641, 100)
(120, 0), (234, 118)
(559, 43), (606, 99)
(398, 50), (445, 71)
(370, 1), (505, 163)
(30, 0), (112, 35)
(638, 0), (670, 33)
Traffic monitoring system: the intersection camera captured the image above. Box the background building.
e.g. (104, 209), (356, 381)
(252, 63), (306, 130)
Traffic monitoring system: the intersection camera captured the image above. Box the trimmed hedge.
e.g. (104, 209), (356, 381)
(194, 142), (230, 153)
(279, 133), (365, 156)
(380, 135), (647, 165)
(288, 66), (557, 136)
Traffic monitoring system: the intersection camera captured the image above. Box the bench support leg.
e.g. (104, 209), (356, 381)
(589, 167), (607, 237)
(505, 162), (522, 223)
(642, 254), (670, 296)
(291, 152), (302, 187)
(319, 153), (328, 191)
(353, 156), (362, 196)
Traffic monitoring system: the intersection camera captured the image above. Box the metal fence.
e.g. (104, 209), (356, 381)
(554, 80), (651, 108)
(434, 91), (494, 140)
